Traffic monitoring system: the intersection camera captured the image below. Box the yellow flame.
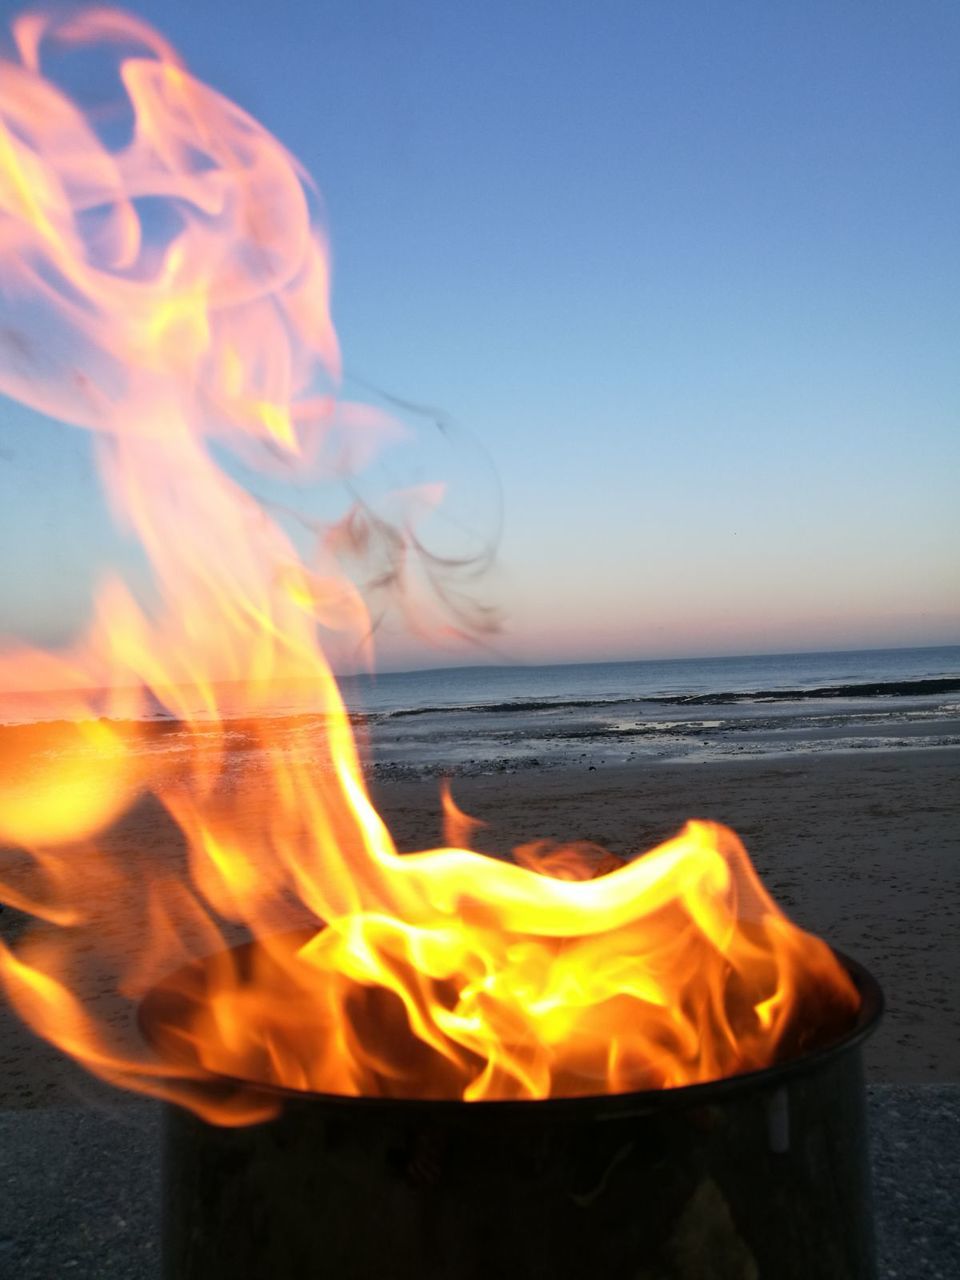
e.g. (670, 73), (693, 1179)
(0, 8), (858, 1120)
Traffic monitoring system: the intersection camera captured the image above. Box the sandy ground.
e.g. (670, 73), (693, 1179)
(1, 746), (958, 1106)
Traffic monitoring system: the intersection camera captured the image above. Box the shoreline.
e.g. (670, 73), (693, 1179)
(367, 727), (960, 782)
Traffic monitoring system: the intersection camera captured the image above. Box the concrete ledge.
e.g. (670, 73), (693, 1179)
(0, 1085), (956, 1278)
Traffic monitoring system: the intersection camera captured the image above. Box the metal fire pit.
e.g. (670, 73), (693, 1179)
(155, 951), (882, 1280)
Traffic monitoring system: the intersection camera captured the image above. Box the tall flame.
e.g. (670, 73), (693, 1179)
(0, 9), (857, 1123)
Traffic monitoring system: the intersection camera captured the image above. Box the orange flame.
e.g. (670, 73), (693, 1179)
(0, 9), (858, 1122)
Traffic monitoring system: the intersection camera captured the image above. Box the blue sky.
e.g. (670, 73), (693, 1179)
(0, 1), (958, 669)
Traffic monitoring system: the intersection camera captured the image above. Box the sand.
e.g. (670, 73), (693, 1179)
(1, 745), (958, 1107)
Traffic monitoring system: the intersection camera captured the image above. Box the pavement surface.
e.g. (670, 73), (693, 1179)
(0, 1084), (956, 1278)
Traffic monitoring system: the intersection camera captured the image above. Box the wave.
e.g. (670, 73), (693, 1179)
(379, 677), (960, 719)
(384, 696), (630, 719)
(649, 677), (960, 706)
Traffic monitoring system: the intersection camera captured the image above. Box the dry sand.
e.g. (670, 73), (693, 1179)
(1, 746), (958, 1107)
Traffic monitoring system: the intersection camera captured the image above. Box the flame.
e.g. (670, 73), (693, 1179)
(0, 9), (858, 1122)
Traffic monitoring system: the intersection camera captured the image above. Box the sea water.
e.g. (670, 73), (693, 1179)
(346, 646), (960, 774)
(2, 645), (958, 774)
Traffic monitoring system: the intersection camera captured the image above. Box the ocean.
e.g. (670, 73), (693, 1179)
(343, 645), (960, 716)
(348, 645), (960, 775)
(2, 645), (958, 776)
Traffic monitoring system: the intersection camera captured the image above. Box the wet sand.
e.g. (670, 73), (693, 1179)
(1, 746), (958, 1106)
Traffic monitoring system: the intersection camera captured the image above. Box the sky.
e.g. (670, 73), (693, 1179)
(0, 0), (958, 672)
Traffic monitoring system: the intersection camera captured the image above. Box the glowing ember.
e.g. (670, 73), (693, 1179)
(0, 8), (857, 1123)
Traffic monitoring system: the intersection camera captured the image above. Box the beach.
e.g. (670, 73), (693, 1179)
(1, 742), (958, 1108)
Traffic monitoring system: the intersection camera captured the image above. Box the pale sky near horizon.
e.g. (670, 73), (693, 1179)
(0, 1), (958, 673)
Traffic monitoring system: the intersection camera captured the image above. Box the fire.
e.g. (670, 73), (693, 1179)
(0, 9), (858, 1122)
